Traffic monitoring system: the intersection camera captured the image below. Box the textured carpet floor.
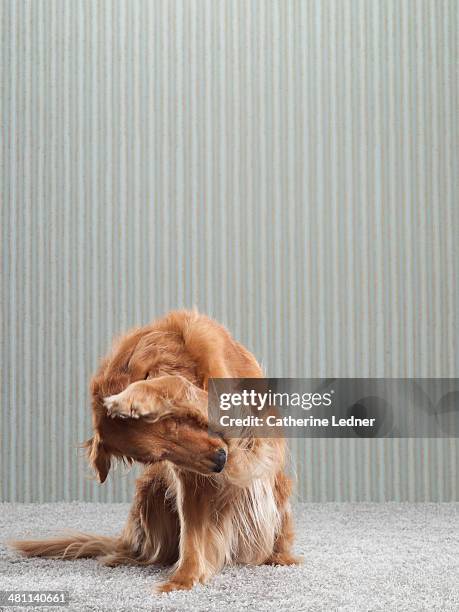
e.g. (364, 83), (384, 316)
(1, 502), (458, 611)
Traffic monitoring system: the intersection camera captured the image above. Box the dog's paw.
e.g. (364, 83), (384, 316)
(264, 552), (303, 566)
(104, 387), (160, 420)
(104, 392), (137, 419)
(156, 578), (197, 593)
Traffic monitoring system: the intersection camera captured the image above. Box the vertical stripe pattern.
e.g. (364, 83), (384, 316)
(1, 0), (458, 502)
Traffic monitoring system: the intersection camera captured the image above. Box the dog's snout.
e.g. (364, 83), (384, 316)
(213, 448), (227, 473)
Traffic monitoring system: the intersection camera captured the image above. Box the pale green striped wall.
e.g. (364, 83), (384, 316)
(1, 0), (458, 502)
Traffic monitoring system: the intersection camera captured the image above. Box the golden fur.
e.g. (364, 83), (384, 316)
(10, 311), (299, 592)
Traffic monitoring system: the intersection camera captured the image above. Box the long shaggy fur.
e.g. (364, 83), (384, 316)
(10, 310), (299, 592)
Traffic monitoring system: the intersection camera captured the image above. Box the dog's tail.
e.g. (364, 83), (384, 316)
(8, 533), (119, 560)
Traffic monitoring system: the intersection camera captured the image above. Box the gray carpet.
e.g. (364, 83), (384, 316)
(1, 502), (458, 612)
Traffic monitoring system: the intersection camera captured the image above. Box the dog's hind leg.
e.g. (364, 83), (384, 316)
(264, 472), (302, 566)
(100, 464), (180, 568)
(263, 506), (302, 566)
(11, 464), (180, 569)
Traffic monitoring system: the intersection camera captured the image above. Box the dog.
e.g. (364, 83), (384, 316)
(10, 310), (299, 592)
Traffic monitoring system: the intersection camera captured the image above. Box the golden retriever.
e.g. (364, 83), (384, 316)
(11, 310), (299, 592)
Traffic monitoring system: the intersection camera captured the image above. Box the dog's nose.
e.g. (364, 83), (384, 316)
(212, 448), (227, 473)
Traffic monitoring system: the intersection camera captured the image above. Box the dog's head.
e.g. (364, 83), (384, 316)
(84, 325), (229, 482)
(85, 389), (228, 483)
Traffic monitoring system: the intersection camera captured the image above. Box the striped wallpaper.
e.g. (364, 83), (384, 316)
(1, 0), (458, 502)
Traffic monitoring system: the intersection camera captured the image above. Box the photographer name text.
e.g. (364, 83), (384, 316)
(219, 414), (376, 428)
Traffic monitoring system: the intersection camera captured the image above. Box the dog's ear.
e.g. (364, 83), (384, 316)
(84, 434), (111, 483)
